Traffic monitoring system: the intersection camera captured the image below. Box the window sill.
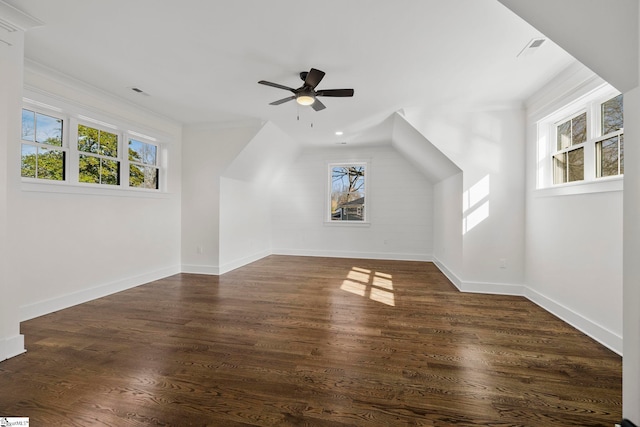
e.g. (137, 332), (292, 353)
(323, 220), (371, 227)
(21, 180), (171, 199)
(534, 176), (622, 197)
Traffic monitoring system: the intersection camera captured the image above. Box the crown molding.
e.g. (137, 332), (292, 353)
(0, 1), (43, 32)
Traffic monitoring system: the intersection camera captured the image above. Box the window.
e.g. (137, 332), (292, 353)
(553, 112), (586, 184)
(542, 87), (623, 189)
(77, 124), (120, 186)
(128, 138), (159, 189)
(329, 163), (366, 222)
(20, 97), (165, 192)
(596, 94), (623, 177)
(21, 109), (65, 181)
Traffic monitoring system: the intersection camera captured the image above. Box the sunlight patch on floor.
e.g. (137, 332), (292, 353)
(340, 268), (395, 306)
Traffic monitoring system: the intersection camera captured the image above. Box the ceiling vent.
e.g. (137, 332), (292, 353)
(517, 38), (546, 57)
(129, 87), (150, 96)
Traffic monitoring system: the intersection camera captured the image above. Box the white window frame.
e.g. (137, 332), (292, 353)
(73, 118), (122, 187)
(127, 135), (160, 190)
(551, 109), (588, 185)
(536, 83), (623, 196)
(595, 94), (624, 178)
(326, 161), (369, 225)
(21, 93), (168, 197)
(20, 103), (68, 183)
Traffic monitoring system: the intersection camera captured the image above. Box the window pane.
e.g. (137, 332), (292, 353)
(571, 113), (586, 145)
(553, 153), (567, 184)
(100, 130), (118, 157)
(21, 109), (35, 142)
(101, 159), (120, 185)
(21, 144), (37, 178)
(35, 113), (63, 146)
(37, 148), (65, 180)
(78, 125), (100, 154)
(22, 110), (63, 146)
(79, 154), (100, 183)
(567, 147), (584, 182)
(602, 94), (623, 135)
(129, 164), (159, 189)
(129, 139), (157, 165)
(331, 165), (365, 221)
(557, 120), (571, 150)
(78, 125), (117, 157)
(597, 136), (620, 177)
(331, 192), (365, 221)
(21, 144), (65, 180)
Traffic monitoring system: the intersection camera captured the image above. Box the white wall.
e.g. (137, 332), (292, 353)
(219, 177), (272, 273)
(432, 172), (464, 286)
(18, 65), (183, 321)
(525, 191), (622, 347)
(181, 122), (261, 274)
(523, 63), (623, 353)
(219, 121), (299, 273)
(623, 83), (640, 425)
(403, 107), (526, 290)
(0, 17), (27, 360)
(271, 145), (434, 261)
(623, 8), (640, 421)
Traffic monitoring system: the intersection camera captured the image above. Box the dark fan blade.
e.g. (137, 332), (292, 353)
(311, 98), (326, 111)
(258, 80), (296, 92)
(269, 96), (296, 105)
(316, 89), (354, 97)
(304, 68), (325, 89)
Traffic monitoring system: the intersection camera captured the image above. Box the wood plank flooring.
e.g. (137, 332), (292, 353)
(0, 255), (621, 426)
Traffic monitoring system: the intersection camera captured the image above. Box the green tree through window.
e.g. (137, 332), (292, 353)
(21, 109), (65, 181)
(78, 124), (120, 185)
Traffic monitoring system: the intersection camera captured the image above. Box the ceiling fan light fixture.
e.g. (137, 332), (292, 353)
(296, 94), (315, 106)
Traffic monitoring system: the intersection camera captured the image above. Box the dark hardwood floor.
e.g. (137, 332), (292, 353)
(0, 256), (621, 426)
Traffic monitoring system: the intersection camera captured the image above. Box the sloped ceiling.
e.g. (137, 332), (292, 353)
(391, 113), (461, 183)
(5, 0), (576, 146)
(498, 0), (638, 93)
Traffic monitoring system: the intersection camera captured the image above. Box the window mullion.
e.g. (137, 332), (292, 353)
(68, 117), (80, 184)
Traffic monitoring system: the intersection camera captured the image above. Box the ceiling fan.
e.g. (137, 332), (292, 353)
(258, 68), (354, 111)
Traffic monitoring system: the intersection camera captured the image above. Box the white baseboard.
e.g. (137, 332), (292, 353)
(432, 258), (463, 289)
(20, 265), (181, 322)
(181, 250), (271, 276)
(182, 249), (430, 276)
(432, 257), (622, 356)
(272, 248), (432, 262)
(0, 334), (25, 361)
(218, 250), (271, 275)
(460, 280), (525, 295)
(181, 264), (220, 275)
(525, 287), (622, 355)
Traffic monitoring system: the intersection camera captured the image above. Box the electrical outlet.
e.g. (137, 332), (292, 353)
(196, 246), (204, 254)
(499, 258), (507, 269)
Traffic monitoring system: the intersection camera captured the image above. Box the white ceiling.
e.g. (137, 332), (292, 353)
(7, 0), (575, 146)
